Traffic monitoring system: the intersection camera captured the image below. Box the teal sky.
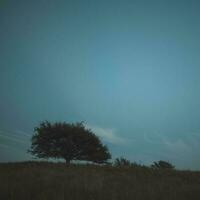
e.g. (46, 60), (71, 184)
(1, 0), (200, 169)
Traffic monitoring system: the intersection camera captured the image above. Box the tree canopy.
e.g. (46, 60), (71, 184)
(29, 121), (111, 164)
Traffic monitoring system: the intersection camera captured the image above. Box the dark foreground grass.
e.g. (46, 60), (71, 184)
(0, 162), (200, 200)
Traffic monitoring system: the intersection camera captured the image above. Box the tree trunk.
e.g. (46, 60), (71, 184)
(65, 158), (71, 164)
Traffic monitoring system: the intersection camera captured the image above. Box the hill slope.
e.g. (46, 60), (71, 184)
(0, 162), (200, 200)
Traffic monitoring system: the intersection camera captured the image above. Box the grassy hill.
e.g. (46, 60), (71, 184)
(0, 161), (200, 200)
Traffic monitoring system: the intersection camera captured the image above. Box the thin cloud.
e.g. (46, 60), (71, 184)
(85, 125), (128, 145)
(0, 143), (10, 149)
(143, 132), (167, 145)
(0, 134), (29, 145)
(0, 143), (26, 152)
(164, 139), (191, 153)
(0, 130), (31, 146)
(143, 131), (200, 167)
(14, 130), (31, 137)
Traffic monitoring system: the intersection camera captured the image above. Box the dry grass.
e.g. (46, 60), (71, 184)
(0, 161), (200, 200)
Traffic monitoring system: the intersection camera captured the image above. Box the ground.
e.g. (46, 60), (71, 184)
(0, 161), (200, 200)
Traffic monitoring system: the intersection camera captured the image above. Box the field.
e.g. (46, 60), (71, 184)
(0, 162), (200, 200)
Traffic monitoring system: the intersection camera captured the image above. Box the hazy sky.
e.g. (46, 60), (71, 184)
(1, 0), (200, 169)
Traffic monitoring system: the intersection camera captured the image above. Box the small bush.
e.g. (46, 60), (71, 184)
(113, 157), (132, 167)
(151, 160), (175, 170)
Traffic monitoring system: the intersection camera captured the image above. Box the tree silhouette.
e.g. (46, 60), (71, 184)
(29, 121), (111, 164)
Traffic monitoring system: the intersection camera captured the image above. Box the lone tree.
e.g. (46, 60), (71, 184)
(29, 121), (111, 164)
